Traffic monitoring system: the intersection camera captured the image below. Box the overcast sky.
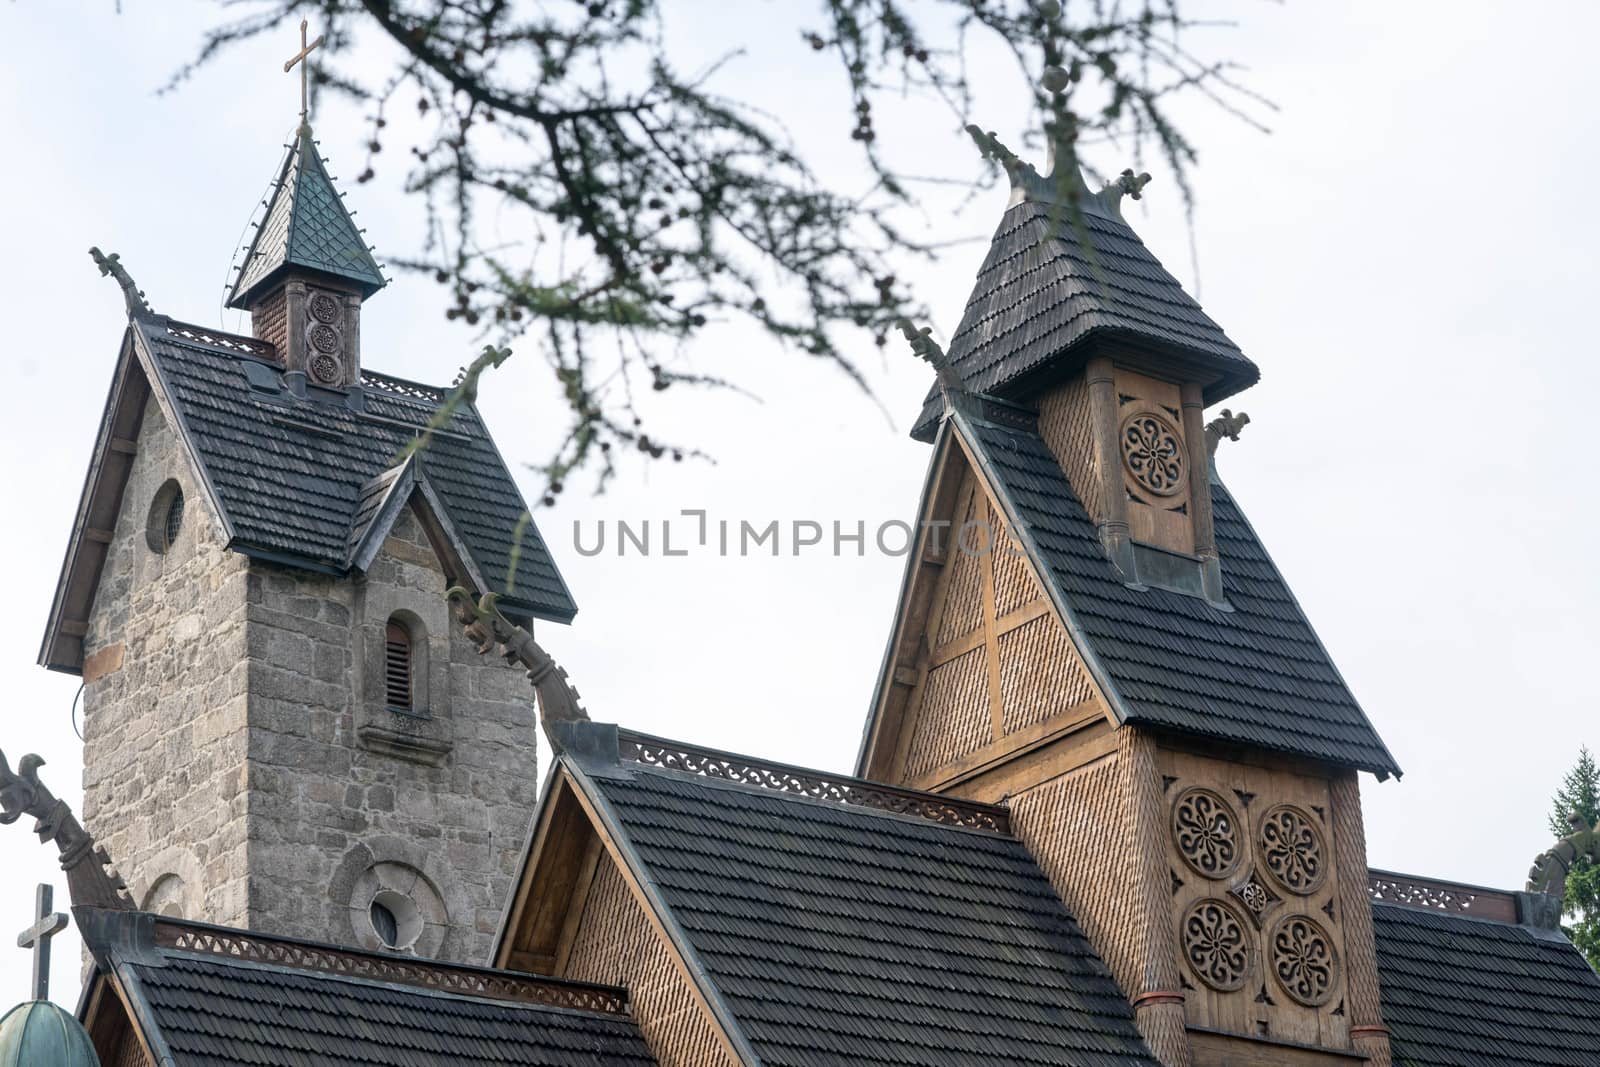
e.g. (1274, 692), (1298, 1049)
(2, 1), (1597, 1007)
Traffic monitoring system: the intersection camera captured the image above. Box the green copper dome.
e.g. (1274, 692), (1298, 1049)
(0, 1001), (99, 1067)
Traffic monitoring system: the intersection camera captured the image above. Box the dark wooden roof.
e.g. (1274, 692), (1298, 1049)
(911, 200), (1258, 441)
(1373, 900), (1600, 1066)
(572, 731), (1161, 1067)
(79, 910), (653, 1066)
(42, 317), (575, 671)
(227, 124), (386, 308)
(950, 409), (1401, 777)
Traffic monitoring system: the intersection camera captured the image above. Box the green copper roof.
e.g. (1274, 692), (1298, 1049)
(0, 1001), (99, 1067)
(226, 123), (385, 309)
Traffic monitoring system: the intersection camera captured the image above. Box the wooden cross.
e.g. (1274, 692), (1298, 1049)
(283, 18), (326, 124)
(16, 884), (68, 1002)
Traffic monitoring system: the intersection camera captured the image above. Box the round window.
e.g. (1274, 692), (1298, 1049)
(145, 480), (186, 553)
(368, 889), (423, 952)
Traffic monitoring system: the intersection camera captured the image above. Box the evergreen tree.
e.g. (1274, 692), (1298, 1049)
(1548, 747), (1600, 971)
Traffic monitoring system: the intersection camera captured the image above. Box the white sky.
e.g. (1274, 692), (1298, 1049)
(2, 1), (1597, 1008)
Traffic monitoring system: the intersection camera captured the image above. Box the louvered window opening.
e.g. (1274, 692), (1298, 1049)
(163, 490), (185, 549)
(385, 621), (413, 711)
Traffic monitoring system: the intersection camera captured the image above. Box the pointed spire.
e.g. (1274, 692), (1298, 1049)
(225, 123), (385, 310)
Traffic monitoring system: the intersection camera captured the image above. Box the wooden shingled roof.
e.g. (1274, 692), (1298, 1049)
(76, 909), (651, 1066)
(41, 315), (575, 671)
(896, 407), (1403, 778)
(559, 729), (1163, 1067)
(1372, 899), (1600, 1065)
(910, 198), (1259, 442)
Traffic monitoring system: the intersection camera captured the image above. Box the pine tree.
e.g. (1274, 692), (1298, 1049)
(1548, 747), (1600, 971)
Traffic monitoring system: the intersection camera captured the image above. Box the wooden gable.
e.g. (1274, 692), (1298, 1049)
(496, 767), (743, 1067)
(861, 425), (1114, 797)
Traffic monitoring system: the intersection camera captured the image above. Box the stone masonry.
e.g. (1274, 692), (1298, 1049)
(81, 396), (541, 965)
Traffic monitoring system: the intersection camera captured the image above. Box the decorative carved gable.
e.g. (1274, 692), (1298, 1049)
(863, 432), (1112, 792)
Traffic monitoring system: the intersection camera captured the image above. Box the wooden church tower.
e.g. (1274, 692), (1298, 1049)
(856, 113), (1402, 1065)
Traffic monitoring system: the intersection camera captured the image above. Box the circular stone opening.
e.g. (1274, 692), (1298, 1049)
(368, 889), (422, 952)
(145, 479), (186, 553)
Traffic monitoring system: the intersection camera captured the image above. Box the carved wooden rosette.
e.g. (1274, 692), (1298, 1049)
(1160, 747), (1352, 1051)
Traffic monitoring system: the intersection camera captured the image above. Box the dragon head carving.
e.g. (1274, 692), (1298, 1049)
(447, 588), (589, 750)
(0, 749), (133, 911)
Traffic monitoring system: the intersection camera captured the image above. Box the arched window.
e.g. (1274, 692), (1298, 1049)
(384, 619), (413, 711)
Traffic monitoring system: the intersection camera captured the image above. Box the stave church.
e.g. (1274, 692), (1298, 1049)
(3, 32), (1600, 1067)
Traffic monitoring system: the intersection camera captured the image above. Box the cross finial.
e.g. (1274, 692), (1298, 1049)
(283, 18), (325, 125)
(16, 884), (68, 1001)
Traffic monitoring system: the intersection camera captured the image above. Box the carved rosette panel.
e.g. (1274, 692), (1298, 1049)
(1269, 914), (1340, 1007)
(1228, 868), (1282, 930)
(1259, 805), (1326, 895)
(1162, 751), (1346, 1045)
(305, 288), (346, 385)
(1172, 787), (1241, 880)
(1120, 411), (1185, 496)
(1182, 897), (1252, 992)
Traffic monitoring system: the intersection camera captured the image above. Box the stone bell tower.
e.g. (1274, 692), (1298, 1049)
(41, 110), (578, 966)
(857, 82), (1401, 1067)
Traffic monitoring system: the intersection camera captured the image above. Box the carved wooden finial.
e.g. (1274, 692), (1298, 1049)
(1204, 409), (1250, 459)
(446, 588), (588, 750)
(88, 247), (151, 319)
(0, 750), (133, 912)
(896, 318), (963, 402)
(1527, 812), (1598, 898)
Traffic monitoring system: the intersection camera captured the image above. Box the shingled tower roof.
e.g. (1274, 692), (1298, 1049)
(226, 123), (386, 309)
(910, 134), (1258, 441)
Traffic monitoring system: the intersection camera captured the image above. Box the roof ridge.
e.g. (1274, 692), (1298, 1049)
(147, 914), (630, 1015)
(616, 728), (1009, 834)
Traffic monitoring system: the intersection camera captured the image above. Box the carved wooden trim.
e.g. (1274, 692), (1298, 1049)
(1364, 869), (1517, 921)
(154, 921), (628, 1015)
(1123, 728), (1192, 1067)
(163, 323), (273, 358)
(1332, 774), (1392, 1067)
(619, 731), (1009, 834)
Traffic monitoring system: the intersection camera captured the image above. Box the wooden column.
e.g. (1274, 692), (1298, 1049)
(1179, 383), (1224, 604)
(342, 291), (363, 386)
(1122, 728), (1191, 1067)
(1087, 357), (1135, 578)
(1330, 772), (1392, 1067)
(284, 279), (309, 376)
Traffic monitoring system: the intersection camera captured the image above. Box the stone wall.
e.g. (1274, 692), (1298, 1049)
(81, 396), (541, 965)
(243, 504), (539, 965)
(82, 396), (252, 928)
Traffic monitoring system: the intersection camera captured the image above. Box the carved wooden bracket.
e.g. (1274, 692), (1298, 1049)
(446, 588), (588, 751)
(0, 750), (133, 911)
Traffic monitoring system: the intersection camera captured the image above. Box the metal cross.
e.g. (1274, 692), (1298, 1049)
(16, 884), (68, 1002)
(283, 18), (326, 124)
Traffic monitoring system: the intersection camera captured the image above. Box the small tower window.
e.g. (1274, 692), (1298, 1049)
(145, 479), (186, 554)
(384, 619), (413, 711)
(164, 490), (185, 548)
